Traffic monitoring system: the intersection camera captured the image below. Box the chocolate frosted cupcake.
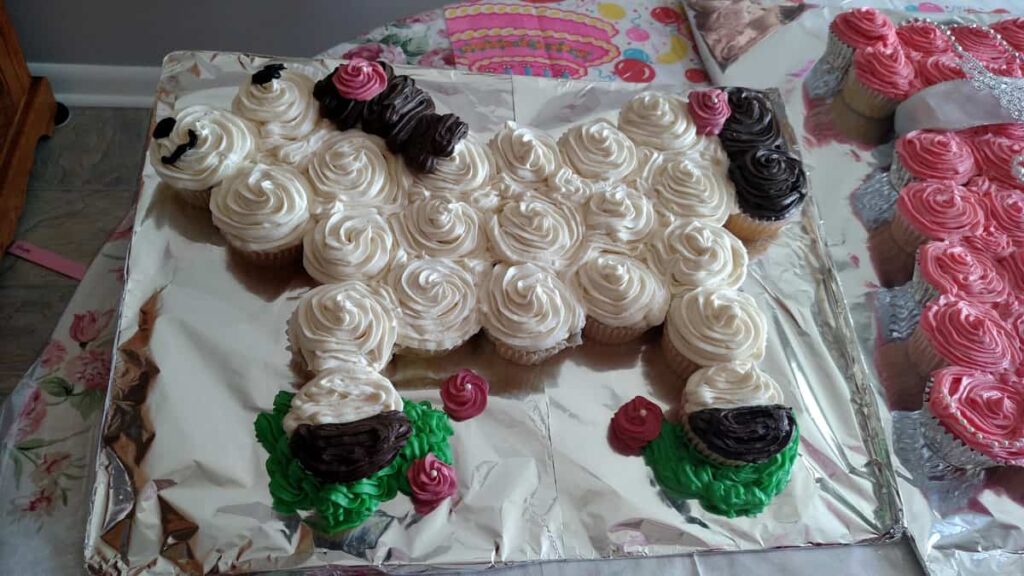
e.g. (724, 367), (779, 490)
(683, 405), (797, 467)
(725, 148), (807, 243)
(313, 59), (391, 131)
(717, 88), (784, 160)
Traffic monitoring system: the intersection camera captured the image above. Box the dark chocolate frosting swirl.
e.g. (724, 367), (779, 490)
(152, 117), (176, 139)
(362, 75), (433, 139)
(313, 73), (364, 130)
(719, 87), (784, 157)
(384, 89), (437, 153)
(290, 411), (412, 484)
(687, 405), (795, 465)
(728, 147), (807, 221)
(402, 112), (470, 172)
(252, 63), (285, 86)
(426, 113), (469, 157)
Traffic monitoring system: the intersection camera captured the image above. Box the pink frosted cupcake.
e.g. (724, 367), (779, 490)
(908, 295), (1021, 377)
(983, 186), (1024, 248)
(687, 89), (731, 136)
(890, 180), (984, 254)
(912, 240), (1011, 309)
(897, 21), (953, 57)
(993, 18), (1024, 52)
(891, 130), (976, 190)
(914, 54), (967, 88)
(951, 25), (1012, 66)
(923, 366), (1024, 469)
(970, 134), (1024, 188)
(999, 250), (1024, 293)
(962, 220), (1014, 261)
(842, 44), (918, 119)
(821, 8), (897, 76)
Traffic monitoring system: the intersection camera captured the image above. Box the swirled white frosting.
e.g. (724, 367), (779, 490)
(268, 119), (335, 172)
(650, 155), (732, 225)
(618, 92), (699, 152)
(288, 281), (400, 373)
(544, 167), (595, 205)
(573, 251), (668, 328)
(691, 134), (731, 174)
(646, 220), (747, 294)
(664, 287), (767, 367)
(232, 68), (319, 143)
(307, 130), (406, 217)
(488, 197), (584, 269)
(302, 211), (395, 283)
(584, 185), (655, 246)
(282, 364), (403, 435)
(413, 136), (494, 197)
(490, 121), (561, 193)
(149, 105), (257, 191)
(388, 257), (481, 352)
(209, 163), (311, 252)
(558, 119), (638, 184)
(480, 263), (585, 350)
(626, 147), (663, 195)
(391, 196), (487, 260)
(683, 362), (785, 413)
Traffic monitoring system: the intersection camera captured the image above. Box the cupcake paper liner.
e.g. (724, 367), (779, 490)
(909, 257), (940, 304)
(823, 31), (856, 76)
(583, 318), (650, 344)
(875, 283), (923, 343)
(851, 169), (900, 231)
(491, 335), (575, 366)
(660, 330), (700, 380)
(724, 212), (786, 245)
(867, 223), (916, 288)
(805, 58), (848, 101)
(921, 385), (1001, 470)
(889, 154), (913, 192)
(232, 241), (304, 267)
(840, 71), (900, 119)
(178, 186), (213, 209)
(830, 96), (892, 146)
(908, 324), (946, 378)
(889, 209), (929, 255)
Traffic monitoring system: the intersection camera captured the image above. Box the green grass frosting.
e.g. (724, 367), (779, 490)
(254, 391), (454, 533)
(643, 420), (799, 518)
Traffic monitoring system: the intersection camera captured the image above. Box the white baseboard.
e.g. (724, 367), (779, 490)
(27, 62), (161, 108)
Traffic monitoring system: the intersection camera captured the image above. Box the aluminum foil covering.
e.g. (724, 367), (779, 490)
(83, 51), (900, 574)
(683, 3), (1024, 574)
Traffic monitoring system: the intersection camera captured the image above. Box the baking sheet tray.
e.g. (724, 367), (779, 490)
(83, 51), (900, 574)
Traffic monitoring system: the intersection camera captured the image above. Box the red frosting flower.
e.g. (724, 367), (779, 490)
(951, 25), (1012, 65)
(687, 89), (730, 136)
(917, 240), (1010, 308)
(70, 310), (113, 346)
(962, 221), (1014, 261)
(331, 58), (389, 101)
(895, 130), (976, 184)
(984, 186), (1024, 247)
(608, 396), (664, 455)
(970, 134), (1024, 187)
(440, 369), (489, 422)
(407, 454), (458, 514)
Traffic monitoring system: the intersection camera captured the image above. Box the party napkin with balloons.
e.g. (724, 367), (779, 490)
(444, 1), (712, 89)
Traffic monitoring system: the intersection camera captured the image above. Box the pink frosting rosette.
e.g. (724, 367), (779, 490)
(951, 25), (1012, 65)
(914, 54), (967, 87)
(999, 250), (1024, 293)
(970, 135), (1024, 187)
(927, 366), (1024, 466)
(407, 454), (458, 514)
(608, 396), (663, 455)
(331, 58), (388, 101)
(687, 89), (731, 136)
(992, 18), (1024, 53)
(962, 221), (1015, 261)
(896, 130), (976, 184)
(830, 8), (897, 49)
(896, 180), (985, 241)
(984, 186), (1024, 247)
(897, 21), (952, 57)
(917, 240), (1010, 308)
(854, 44), (918, 100)
(440, 369), (489, 422)
(918, 295), (1021, 374)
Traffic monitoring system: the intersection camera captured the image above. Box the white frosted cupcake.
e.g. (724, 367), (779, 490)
(149, 105), (257, 206)
(209, 163), (312, 265)
(282, 364), (403, 435)
(488, 197), (585, 269)
(649, 154), (733, 226)
(584, 185), (655, 250)
(412, 136), (494, 200)
(388, 257), (481, 356)
(307, 130), (408, 218)
(545, 165), (596, 206)
(558, 119), (638, 188)
(573, 250), (669, 343)
(481, 263), (585, 365)
(682, 362), (785, 413)
(661, 288), (767, 379)
(391, 196), (488, 261)
(231, 63), (319, 146)
(269, 119), (334, 172)
(489, 121), (562, 198)
(302, 210), (395, 283)
(287, 281), (400, 375)
(646, 219), (748, 295)
(617, 91), (699, 153)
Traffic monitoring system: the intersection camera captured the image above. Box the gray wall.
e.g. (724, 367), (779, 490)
(9, 0), (450, 66)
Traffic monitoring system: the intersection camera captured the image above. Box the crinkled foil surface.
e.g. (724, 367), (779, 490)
(83, 51), (900, 575)
(682, 3), (1024, 575)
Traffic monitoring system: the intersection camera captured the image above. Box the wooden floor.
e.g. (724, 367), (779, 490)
(0, 106), (149, 398)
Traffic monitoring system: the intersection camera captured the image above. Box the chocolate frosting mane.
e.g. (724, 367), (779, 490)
(687, 405), (796, 464)
(313, 76), (364, 130)
(728, 147), (807, 221)
(290, 411), (412, 484)
(252, 63), (285, 86)
(718, 87), (784, 157)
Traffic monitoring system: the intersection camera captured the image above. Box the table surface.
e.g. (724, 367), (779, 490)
(0, 1), (1019, 574)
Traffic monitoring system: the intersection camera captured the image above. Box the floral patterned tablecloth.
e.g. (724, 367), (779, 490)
(1, 1), (1020, 574)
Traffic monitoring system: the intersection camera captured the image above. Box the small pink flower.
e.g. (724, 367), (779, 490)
(419, 48), (455, 69)
(332, 58), (389, 101)
(407, 454), (458, 514)
(30, 452), (72, 486)
(66, 349), (112, 391)
(40, 341), (67, 371)
(342, 43), (407, 65)
(19, 485), (57, 516)
(15, 389), (46, 442)
(69, 310), (114, 345)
